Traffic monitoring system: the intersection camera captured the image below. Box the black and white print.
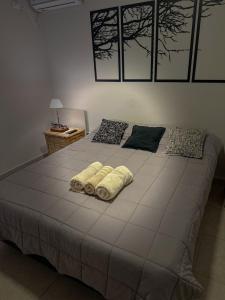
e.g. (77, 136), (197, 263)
(121, 1), (155, 81)
(166, 127), (206, 159)
(90, 1), (225, 83)
(155, 0), (197, 82)
(90, 7), (121, 82)
(92, 119), (128, 145)
(193, 0), (225, 82)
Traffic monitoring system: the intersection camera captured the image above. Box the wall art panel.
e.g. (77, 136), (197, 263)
(155, 0), (197, 82)
(90, 7), (121, 81)
(193, 0), (225, 82)
(121, 1), (155, 82)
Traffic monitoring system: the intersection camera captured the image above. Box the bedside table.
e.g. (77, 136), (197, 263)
(44, 128), (85, 154)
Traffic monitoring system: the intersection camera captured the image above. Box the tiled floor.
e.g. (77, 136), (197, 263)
(0, 180), (224, 300)
(194, 179), (225, 300)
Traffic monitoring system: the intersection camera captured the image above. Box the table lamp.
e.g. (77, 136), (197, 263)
(49, 98), (69, 132)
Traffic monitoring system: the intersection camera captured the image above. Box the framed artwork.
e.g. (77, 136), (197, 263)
(192, 0), (225, 83)
(90, 7), (121, 82)
(155, 0), (197, 82)
(121, 1), (155, 82)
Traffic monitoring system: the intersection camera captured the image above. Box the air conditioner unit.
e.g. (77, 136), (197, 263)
(30, 0), (83, 12)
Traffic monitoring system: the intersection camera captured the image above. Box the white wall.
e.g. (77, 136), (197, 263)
(39, 0), (225, 139)
(39, 0), (225, 173)
(0, 0), (52, 175)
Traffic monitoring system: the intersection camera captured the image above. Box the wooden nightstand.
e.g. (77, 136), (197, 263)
(44, 128), (85, 154)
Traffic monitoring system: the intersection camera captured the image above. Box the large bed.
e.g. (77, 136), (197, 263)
(0, 126), (222, 300)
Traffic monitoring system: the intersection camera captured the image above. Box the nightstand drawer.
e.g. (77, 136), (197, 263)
(47, 136), (66, 145)
(69, 132), (85, 142)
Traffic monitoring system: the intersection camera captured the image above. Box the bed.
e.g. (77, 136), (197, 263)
(0, 125), (222, 300)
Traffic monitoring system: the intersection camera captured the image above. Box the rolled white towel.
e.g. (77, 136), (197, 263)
(84, 166), (114, 195)
(70, 162), (103, 192)
(95, 166), (133, 201)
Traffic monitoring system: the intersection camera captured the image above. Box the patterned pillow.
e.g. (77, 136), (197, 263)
(92, 119), (128, 144)
(166, 128), (206, 159)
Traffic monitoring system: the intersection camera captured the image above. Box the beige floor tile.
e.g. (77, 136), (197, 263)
(41, 275), (104, 300)
(195, 244), (225, 285)
(196, 274), (225, 300)
(199, 202), (225, 240)
(0, 271), (39, 300)
(195, 180), (225, 285)
(203, 201), (224, 221)
(0, 242), (57, 297)
(197, 235), (225, 261)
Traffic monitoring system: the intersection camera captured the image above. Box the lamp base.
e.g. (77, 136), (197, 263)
(50, 123), (69, 133)
(50, 127), (69, 133)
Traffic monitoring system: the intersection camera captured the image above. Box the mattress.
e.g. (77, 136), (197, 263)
(0, 128), (222, 300)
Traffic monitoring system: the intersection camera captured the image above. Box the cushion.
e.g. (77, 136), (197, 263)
(122, 125), (166, 152)
(166, 127), (206, 159)
(92, 119), (128, 145)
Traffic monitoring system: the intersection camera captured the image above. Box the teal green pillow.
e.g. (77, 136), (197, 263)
(122, 125), (166, 152)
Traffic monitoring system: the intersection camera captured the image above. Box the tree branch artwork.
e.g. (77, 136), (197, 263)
(91, 1), (225, 62)
(157, 0), (225, 61)
(122, 4), (153, 57)
(91, 9), (119, 61)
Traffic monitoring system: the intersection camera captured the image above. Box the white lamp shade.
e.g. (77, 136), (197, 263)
(49, 98), (63, 109)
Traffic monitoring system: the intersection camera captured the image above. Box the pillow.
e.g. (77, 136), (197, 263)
(122, 125), (166, 152)
(166, 127), (206, 159)
(92, 119), (128, 144)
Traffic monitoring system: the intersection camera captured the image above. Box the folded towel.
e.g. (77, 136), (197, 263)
(84, 166), (114, 195)
(95, 166), (133, 201)
(70, 162), (103, 192)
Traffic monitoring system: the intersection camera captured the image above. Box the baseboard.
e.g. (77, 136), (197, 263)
(0, 153), (47, 181)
